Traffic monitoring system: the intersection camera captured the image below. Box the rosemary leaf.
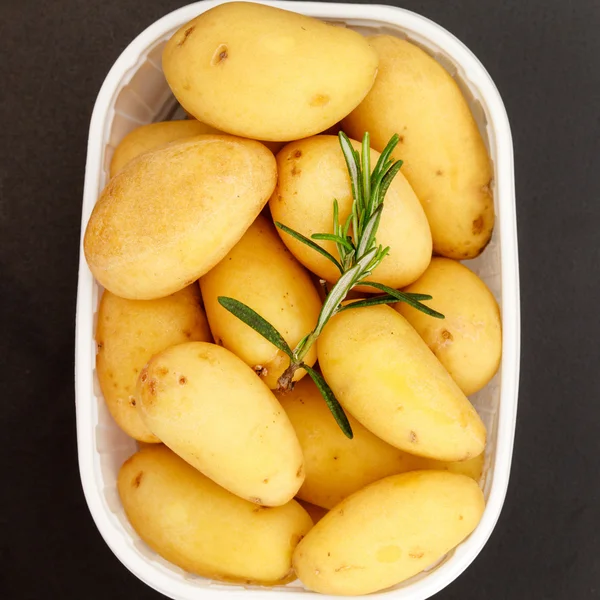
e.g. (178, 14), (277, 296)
(217, 297), (294, 357)
(356, 204), (384, 260)
(275, 222), (343, 274)
(338, 132), (362, 214)
(312, 232), (354, 251)
(357, 282), (445, 319)
(304, 365), (353, 439)
(378, 160), (404, 207)
(339, 294), (399, 310)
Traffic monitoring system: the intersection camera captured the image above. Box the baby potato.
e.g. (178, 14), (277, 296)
(343, 36), (494, 259)
(270, 136), (432, 291)
(396, 258), (502, 395)
(293, 471), (485, 595)
(119, 445), (313, 585)
(109, 119), (221, 178)
(95, 285), (211, 442)
(84, 135), (276, 300)
(163, 3), (378, 141)
(318, 304), (486, 461)
(200, 215), (322, 389)
(136, 342), (304, 506)
(279, 377), (483, 509)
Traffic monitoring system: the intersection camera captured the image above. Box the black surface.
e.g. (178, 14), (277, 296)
(1, 0), (599, 598)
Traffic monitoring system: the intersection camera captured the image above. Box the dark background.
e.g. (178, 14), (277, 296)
(1, 0), (599, 598)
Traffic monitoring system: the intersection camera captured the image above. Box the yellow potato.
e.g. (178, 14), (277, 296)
(318, 304), (486, 461)
(95, 285), (211, 442)
(119, 445), (313, 585)
(136, 342), (304, 506)
(200, 215), (322, 389)
(279, 377), (483, 508)
(84, 135), (276, 300)
(296, 500), (328, 524)
(270, 136), (432, 290)
(343, 36), (494, 259)
(109, 120), (221, 178)
(163, 3), (378, 141)
(293, 471), (485, 595)
(397, 258), (502, 395)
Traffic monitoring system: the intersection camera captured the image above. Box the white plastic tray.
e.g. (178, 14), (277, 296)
(75, 2), (520, 598)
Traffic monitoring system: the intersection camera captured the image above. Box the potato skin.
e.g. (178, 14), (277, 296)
(84, 135), (277, 300)
(293, 471), (485, 595)
(200, 215), (322, 389)
(397, 258), (502, 396)
(109, 120), (221, 178)
(162, 3), (378, 141)
(343, 36), (493, 259)
(279, 377), (483, 508)
(95, 285), (211, 442)
(317, 304), (486, 461)
(136, 342), (304, 506)
(118, 445), (313, 585)
(270, 136), (432, 290)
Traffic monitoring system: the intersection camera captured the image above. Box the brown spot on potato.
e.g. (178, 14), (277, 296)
(472, 215), (485, 235)
(290, 533), (304, 548)
(157, 367), (168, 376)
(310, 94), (330, 107)
(291, 164), (301, 176)
(441, 329), (453, 341)
(249, 497), (262, 504)
(129, 398), (136, 407)
(182, 329), (192, 339)
(293, 149), (302, 158)
(459, 515), (464, 521)
(263, 478), (269, 484)
(333, 456), (338, 461)
(179, 376), (187, 385)
(140, 370), (148, 383)
(296, 465), (304, 478)
(214, 337), (223, 346)
(398, 135), (404, 143)
(436, 169), (443, 176)
(178, 26), (195, 47)
(211, 44), (229, 66)
(409, 551), (424, 559)
(148, 379), (157, 395)
(338, 509), (344, 516)
(97, 342), (103, 350)
(482, 180), (492, 197)
(409, 430), (418, 444)
(133, 472), (143, 488)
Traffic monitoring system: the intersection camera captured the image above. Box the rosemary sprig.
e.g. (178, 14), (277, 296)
(218, 131), (443, 438)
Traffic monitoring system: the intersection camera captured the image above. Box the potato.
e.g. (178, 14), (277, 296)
(200, 215), (322, 389)
(118, 445), (313, 585)
(84, 135), (276, 300)
(162, 3), (378, 142)
(318, 304), (486, 461)
(296, 500), (328, 525)
(109, 120), (221, 178)
(293, 471), (485, 595)
(136, 341), (304, 506)
(396, 258), (502, 395)
(343, 36), (494, 259)
(270, 136), (432, 290)
(279, 377), (483, 508)
(95, 285), (211, 442)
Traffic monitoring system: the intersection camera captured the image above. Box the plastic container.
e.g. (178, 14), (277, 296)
(75, 2), (520, 598)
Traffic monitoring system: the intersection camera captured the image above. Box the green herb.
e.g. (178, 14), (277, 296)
(218, 131), (443, 438)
